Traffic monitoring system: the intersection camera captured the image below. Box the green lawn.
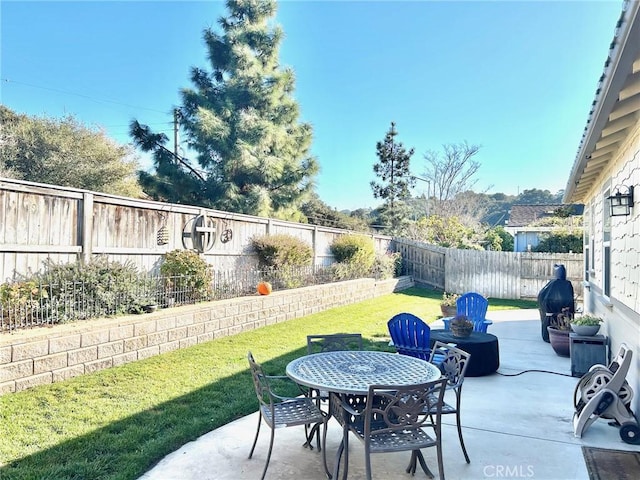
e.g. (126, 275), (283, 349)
(0, 287), (536, 480)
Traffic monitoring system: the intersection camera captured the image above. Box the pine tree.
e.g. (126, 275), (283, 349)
(131, 0), (318, 218)
(370, 122), (415, 234)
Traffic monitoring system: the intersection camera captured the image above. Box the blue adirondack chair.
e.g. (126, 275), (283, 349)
(387, 312), (432, 361)
(443, 292), (493, 333)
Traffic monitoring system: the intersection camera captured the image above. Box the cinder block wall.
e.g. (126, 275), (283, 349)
(0, 276), (413, 394)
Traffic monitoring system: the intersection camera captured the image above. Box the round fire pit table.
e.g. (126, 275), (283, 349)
(430, 330), (500, 377)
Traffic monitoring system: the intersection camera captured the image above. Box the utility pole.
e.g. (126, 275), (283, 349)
(412, 175), (430, 216)
(389, 122), (396, 212)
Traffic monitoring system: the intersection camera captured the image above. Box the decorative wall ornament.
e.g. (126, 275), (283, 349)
(220, 217), (233, 243)
(157, 213), (170, 246)
(157, 225), (169, 246)
(182, 212), (218, 253)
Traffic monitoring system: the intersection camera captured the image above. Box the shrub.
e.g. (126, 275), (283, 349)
(42, 257), (154, 319)
(330, 235), (375, 263)
(250, 234), (313, 269)
(330, 235), (376, 279)
(0, 280), (49, 328)
(371, 252), (402, 279)
(160, 249), (213, 303)
(533, 230), (583, 253)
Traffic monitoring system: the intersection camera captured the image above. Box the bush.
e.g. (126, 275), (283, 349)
(0, 280), (49, 328)
(330, 235), (375, 265)
(160, 249), (213, 303)
(250, 234), (313, 269)
(42, 257), (155, 319)
(533, 231), (583, 253)
(250, 234), (314, 289)
(330, 235), (376, 279)
(371, 252), (402, 279)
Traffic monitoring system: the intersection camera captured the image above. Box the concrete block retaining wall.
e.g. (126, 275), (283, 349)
(0, 276), (413, 395)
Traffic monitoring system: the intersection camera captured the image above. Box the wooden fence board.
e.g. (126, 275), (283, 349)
(395, 239), (583, 300)
(1, 179), (584, 300)
(0, 178), (392, 282)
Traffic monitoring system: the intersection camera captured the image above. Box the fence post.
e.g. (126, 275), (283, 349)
(312, 225), (319, 266)
(81, 192), (94, 263)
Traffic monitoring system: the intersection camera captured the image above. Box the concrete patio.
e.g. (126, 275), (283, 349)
(139, 309), (639, 479)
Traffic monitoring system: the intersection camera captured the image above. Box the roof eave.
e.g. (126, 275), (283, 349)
(564, 0), (640, 204)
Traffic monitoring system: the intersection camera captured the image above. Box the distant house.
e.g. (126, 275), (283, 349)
(505, 204), (583, 252)
(564, 1), (639, 416)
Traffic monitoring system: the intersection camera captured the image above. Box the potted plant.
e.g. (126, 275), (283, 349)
(547, 307), (572, 356)
(571, 315), (602, 336)
(450, 314), (473, 338)
(440, 292), (459, 317)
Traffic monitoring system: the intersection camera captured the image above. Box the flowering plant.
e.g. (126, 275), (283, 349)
(441, 292), (460, 307)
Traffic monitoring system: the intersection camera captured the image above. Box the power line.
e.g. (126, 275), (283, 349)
(2, 78), (169, 114)
(102, 122), (172, 128)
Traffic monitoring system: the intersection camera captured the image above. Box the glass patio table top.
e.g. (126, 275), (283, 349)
(286, 350), (442, 395)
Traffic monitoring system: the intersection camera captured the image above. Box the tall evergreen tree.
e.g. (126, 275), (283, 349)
(131, 0), (318, 218)
(370, 122), (415, 234)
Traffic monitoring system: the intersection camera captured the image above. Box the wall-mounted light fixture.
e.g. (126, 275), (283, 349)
(607, 185), (634, 217)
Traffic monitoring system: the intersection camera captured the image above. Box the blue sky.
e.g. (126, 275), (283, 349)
(1, 0), (623, 210)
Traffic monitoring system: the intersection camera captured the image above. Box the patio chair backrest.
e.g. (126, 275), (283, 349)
(247, 351), (274, 410)
(427, 341), (472, 464)
(456, 292), (489, 332)
(307, 333), (363, 354)
(333, 377), (448, 479)
(364, 378), (447, 443)
(387, 312), (431, 360)
(429, 341), (471, 390)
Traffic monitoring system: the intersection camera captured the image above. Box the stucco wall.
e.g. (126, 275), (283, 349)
(0, 276), (413, 395)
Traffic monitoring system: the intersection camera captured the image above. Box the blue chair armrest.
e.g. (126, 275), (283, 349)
(473, 319), (493, 333)
(442, 317), (454, 331)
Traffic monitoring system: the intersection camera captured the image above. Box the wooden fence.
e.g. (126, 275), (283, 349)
(394, 239), (584, 300)
(0, 178), (392, 282)
(1, 178), (585, 301)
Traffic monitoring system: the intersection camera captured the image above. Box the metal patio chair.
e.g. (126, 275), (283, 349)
(306, 333), (364, 443)
(425, 341), (472, 464)
(331, 377), (448, 480)
(247, 351), (328, 480)
(307, 333), (364, 354)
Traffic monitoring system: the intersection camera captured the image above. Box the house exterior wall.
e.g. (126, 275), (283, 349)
(506, 227), (569, 253)
(514, 231), (540, 252)
(582, 121), (640, 415)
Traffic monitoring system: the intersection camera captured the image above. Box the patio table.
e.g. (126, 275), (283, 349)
(286, 350), (442, 478)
